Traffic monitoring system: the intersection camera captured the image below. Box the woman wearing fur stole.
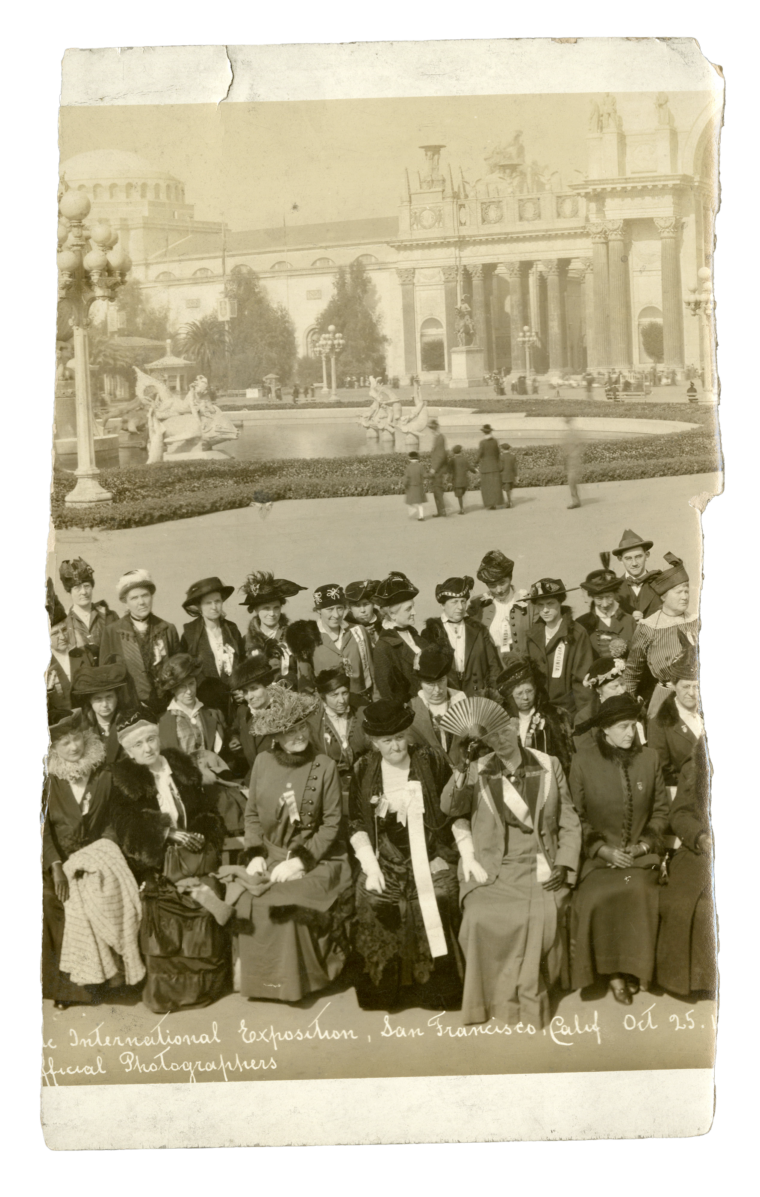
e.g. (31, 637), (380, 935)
(218, 686), (352, 1002)
(108, 713), (229, 1012)
(43, 711), (115, 1007)
(569, 694), (670, 1005)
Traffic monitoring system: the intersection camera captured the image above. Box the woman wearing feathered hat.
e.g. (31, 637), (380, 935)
(310, 583), (374, 700)
(647, 644), (702, 786)
(43, 710), (115, 1007)
(622, 553), (699, 717)
(525, 578), (594, 717)
(348, 699), (464, 1010)
(239, 570), (307, 690)
(467, 550), (533, 663)
(70, 656), (136, 764)
(568, 694), (670, 1005)
(108, 712), (229, 1012)
(59, 557), (118, 663)
(218, 685), (352, 1002)
(99, 569), (180, 718)
(572, 656), (630, 752)
(576, 556), (636, 659)
(423, 575), (502, 698)
(474, 425), (504, 510)
(373, 572), (430, 704)
(179, 576), (245, 720)
(495, 655), (575, 777)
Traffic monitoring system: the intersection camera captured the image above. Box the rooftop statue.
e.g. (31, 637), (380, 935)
(600, 93), (620, 131)
(476, 133), (529, 196)
(655, 92), (672, 126)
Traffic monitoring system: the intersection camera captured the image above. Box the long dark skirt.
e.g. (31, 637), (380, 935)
(571, 863), (660, 989)
(42, 871), (101, 1005)
(352, 858), (464, 1010)
(656, 850), (717, 995)
(235, 858), (353, 1002)
(480, 473), (504, 509)
(140, 876), (231, 1013)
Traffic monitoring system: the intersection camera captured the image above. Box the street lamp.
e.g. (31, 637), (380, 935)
(518, 325), (539, 376)
(317, 325), (345, 398)
(57, 185), (131, 505)
(684, 267), (717, 404)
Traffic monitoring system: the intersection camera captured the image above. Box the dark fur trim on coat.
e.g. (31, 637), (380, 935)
(112, 808), (172, 870)
(284, 619), (323, 662)
(290, 843), (317, 873)
(594, 730), (643, 762)
(239, 844), (267, 866)
(423, 616), (448, 646)
(270, 743), (315, 768)
(640, 823), (665, 857)
(652, 693), (679, 728)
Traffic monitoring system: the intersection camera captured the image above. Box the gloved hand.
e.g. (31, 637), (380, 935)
(452, 819), (488, 883)
(350, 831), (386, 894)
(270, 857), (306, 884)
(246, 854), (268, 876)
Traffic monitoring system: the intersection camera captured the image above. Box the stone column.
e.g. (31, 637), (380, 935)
(580, 259), (594, 371)
(589, 224), (610, 369)
(606, 220), (632, 368)
(506, 262), (526, 372)
(543, 260), (566, 370)
(442, 265), (459, 372)
(396, 268), (418, 378)
(655, 217), (685, 369)
(469, 264), (493, 370)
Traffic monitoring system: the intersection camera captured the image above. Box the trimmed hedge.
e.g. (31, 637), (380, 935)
(52, 423), (722, 531)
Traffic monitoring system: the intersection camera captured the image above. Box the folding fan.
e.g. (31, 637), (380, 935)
(439, 696), (510, 742)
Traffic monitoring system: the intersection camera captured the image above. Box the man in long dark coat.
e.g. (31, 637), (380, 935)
(475, 425), (503, 510)
(428, 418), (450, 518)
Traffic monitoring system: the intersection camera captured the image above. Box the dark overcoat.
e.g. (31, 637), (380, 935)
(180, 616), (245, 712)
(576, 607), (636, 658)
(616, 573), (663, 619)
(99, 613), (180, 715)
(424, 615), (502, 697)
(648, 693), (701, 786)
(467, 591), (534, 659)
(374, 624), (429, 703)
(526, 611), (594, 716)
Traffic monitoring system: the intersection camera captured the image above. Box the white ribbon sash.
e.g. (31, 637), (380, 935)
(373, 782), (447, 958)
(349, 624), (373, 689)
(278, 783), (300, 824)
(551, 640), (565, 678)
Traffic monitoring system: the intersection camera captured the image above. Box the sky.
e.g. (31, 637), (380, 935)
(59, 91), (711, 233)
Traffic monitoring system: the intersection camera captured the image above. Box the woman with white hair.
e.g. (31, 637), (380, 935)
(99, 569), (180, 717)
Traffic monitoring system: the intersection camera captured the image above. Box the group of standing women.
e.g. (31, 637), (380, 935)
(42, 537), (715, 1025)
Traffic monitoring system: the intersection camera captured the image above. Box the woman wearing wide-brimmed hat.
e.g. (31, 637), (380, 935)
(373, 572), (430, 704)
(656, 737), (716, 998)
(647, 645), (702, 786)
(311, 583), (374, 699)
(219, 686), (352, 1002)
(495, 654), (575, 777)
(59, 557), (118, 663)
(179, 576), (245, 718)
(42, 710), (116, 1008)
(622, 553), (699, 717)
(474, 425), (504, 510)
(156, 653), (228, 777)
(569, 694), (670, 1005)
(348, 699), (464, 1010)
(108, 713), (229, 1012)
(228, 651), (280, 782)
(525, 578), (594, 717)
(99, 569), (180, 718)
(71, 657), (136, 764)
(239, 570), (307, 690)
(576, 561), (636, 659)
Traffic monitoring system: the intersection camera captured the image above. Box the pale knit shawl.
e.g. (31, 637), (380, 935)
(60, 838), (145, 986)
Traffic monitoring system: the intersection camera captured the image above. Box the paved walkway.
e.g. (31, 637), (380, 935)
(51, 473), (719, 627)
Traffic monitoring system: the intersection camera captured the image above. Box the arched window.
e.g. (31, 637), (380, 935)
(305, 327), (320, 357)
(109, 183), (118, 200)
(637, 305), (664, 364)
(93, 184), (104, 201)
(154, 184), (161, 200)
(231, 263), (254, 276)
(312, 257), (335, 267)
(155, 271), (177, 282)
(420, 317), (445, 372)
(193, 267), (213, 277)
(355, 253), (378, 264)
(271, 260), (292, 271)
(140, 183), (148, 199)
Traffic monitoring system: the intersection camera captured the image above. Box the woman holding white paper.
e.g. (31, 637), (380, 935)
(348, 700), (464, 1011)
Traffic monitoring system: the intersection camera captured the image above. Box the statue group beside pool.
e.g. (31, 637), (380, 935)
(359, 376), (430, 445)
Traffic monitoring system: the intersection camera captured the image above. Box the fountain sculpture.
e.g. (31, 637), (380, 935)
(359, 376), (430, 447)
(134, 368), (240, 462)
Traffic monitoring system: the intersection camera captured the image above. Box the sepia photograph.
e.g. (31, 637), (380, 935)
(41, 38), (723, 1148)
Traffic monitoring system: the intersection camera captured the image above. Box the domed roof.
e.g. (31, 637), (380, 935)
(61, 150), (181, 183)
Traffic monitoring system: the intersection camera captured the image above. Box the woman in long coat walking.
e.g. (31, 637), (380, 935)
(569, 695), (670, 1004)
(475, 425), (504, 510)
(403, 451), (427, 521)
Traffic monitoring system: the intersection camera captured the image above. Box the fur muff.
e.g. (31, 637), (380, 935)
(290, 844), (317, 873)
(285, 619), (323, 662)
(239, 844), (267, 867)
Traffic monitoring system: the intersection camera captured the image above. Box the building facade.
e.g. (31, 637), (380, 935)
(61, 93), (719, 384)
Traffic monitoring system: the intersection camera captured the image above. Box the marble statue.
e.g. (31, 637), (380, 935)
(135, 368), (237, 462)
(588, 100), (602, 133)
(456, 301), (475, 347)
(396, 380), (430, 444)
(600, 93), (619, 131)
(655, 92), (672, 126)
(187, 375), (240, 449)
(359, 376), (429, 444)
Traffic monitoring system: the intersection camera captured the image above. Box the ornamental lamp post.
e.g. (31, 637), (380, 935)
(317, 325), (345, 399)
(684, 266), (717, 404)
(518, 325), (539, 377)
(57, 185), (131, 505)
(317, 332), (331, 394)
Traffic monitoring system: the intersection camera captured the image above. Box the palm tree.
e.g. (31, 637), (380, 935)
(176, 316), (229, 379)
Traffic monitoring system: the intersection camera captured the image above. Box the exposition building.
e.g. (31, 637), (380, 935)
(60, 92), (719, 385)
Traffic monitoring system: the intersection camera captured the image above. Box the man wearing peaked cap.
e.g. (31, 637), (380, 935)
(59, 556), (117, 663)
(468, 549), (534, 663)
(311, 584), (374, 700)
(99, 569), (180, 718)
(611, 529), (663, 621)
(423, 576), (502, 698)
(344, 580), (383, 646)
(406, 644), (467, 762)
